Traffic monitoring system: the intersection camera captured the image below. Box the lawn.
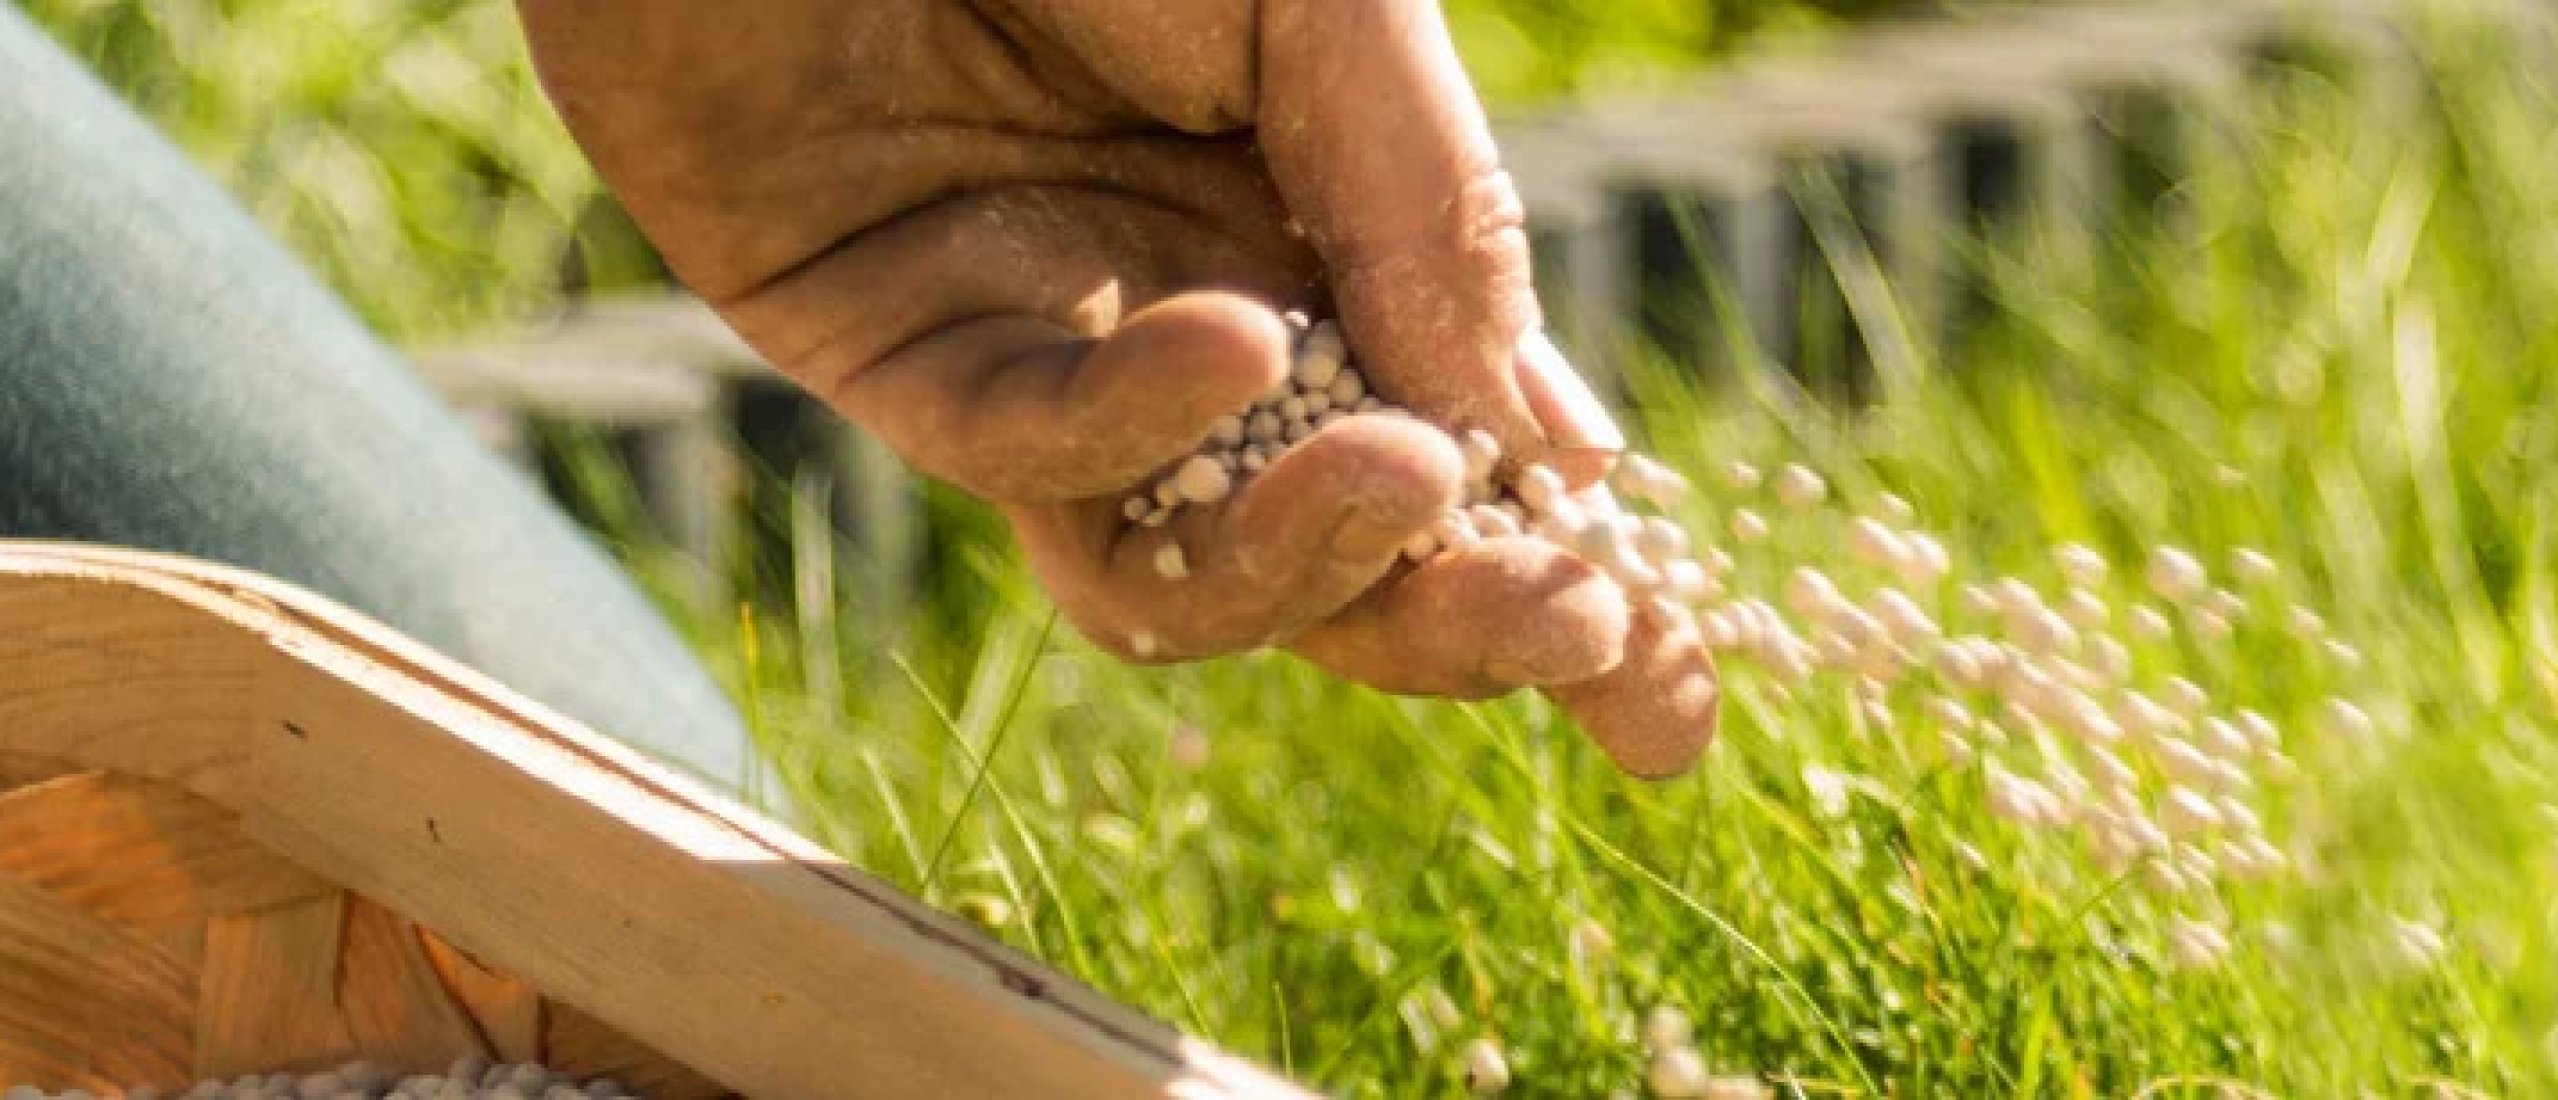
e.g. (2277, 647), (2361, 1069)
(696, 12), (2557, 1095)
(29, 1), (2558, 1095)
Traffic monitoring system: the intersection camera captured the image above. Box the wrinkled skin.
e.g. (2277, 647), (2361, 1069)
(516, 0), (1714, 776)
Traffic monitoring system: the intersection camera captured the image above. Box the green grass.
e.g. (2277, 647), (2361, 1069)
(684, 13), (2558, 1097)
(34, 0), (2558, 1093)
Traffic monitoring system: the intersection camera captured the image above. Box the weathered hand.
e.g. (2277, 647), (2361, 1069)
(517, 0), (1715, 775)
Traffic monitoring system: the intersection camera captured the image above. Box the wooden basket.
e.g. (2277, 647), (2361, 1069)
(0, 541), (1304, 1099)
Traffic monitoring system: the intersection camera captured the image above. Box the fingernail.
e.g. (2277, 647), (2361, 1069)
(1515, 328), (1625, 454)
(1329, 493), (1440, 563)
(1324, 426), (1465, 563)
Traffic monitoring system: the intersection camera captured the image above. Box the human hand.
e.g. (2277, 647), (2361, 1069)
(517, 0), (1715, 775)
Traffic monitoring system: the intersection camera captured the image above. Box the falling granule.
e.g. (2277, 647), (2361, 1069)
(955, 891), (1014, 928)
(1696, 608), (1740, 650)
(1168, 722), (1211, 771)
(1847, 516), (1905, 567)
(1871, 588), (1939, 644)
(2112, 689), (2174, 741)
(1702, 1074), (1775, 1100)
(1569, 917), (1617, 964)
(2229, 547), (2279, 586)
(1461, 1036), (1512, 1094)
(2011, 605), (2077, 658)
(2053, 543), (2109, 585)
(1729, 508), (1770, 543)
(2390, 917), (2449, 968)
(1875, 492), (1917, 525)
(1773, 464), (1827, 509)
(2202, 587), (2248, 622)
(2198, 717), (2252, 760)
(1960, 583), (2000, 617)
(2127, 604), (2174, 643)
(1420, 984), (1465, 1030)
(2088, 635), (2132, 682)
(1618, 453), (1692, 505)
(1925, 695), (1975, 731)
(2059, 587), (2110, 631)
(2322, 698), (2375, 740)
(1899, 531), (1952, 584)
(1784, 566), (1840, 617)
(2261, 750), (2302, 785)
(1661, 559), (1716, 602)
(2160, 786), (2225, 837)
(2161, 676), (2210, 717)
(1932, 640), (1990, 691)
(2148, 546), (2208, 602)
(2217, 797), (2264, 836)
(1939, 728), (1977, 764)
(2219, 834), (2285, 878)
(2085, 746), (2139, 793)
(1640, 1004), (1694, 1052)
(1987, 765), (2057, 826)
(1801, 765), (1851, 820)
(2168, 915), (2232, 968)
(1645, 1047), (1710, 1098)
(2235, 709), (2279, 750)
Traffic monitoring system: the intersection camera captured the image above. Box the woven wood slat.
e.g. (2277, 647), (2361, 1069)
(0, 771), (333, 928)
(0, 869), (194, 1089)
(196, 892), (360, 1078)
(338, 894), (494, 1069)
(416, 929), (542, 1063)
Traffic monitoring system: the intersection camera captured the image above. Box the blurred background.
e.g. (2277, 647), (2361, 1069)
(20, 0), (2558, 1095)
(16, 0), (1902, 343)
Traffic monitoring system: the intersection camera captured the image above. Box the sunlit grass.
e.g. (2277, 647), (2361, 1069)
(674, 12), (2558, 1097)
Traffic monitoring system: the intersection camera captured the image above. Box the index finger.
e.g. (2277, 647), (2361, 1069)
(1255, 0), (1626, 485)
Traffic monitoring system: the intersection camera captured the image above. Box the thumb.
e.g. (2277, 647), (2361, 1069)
(1256, 0), (1624, 485)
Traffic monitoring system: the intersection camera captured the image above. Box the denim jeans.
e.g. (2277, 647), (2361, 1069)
(0, 7), (760, 796)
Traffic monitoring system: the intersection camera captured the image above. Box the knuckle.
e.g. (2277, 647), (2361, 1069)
(1453, 174), (1540, 334)
(1325, 160), (1540, 374)
(1448, 165), (1530, 260)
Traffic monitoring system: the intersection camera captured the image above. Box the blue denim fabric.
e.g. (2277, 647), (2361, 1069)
(0, 6), (759, 794)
